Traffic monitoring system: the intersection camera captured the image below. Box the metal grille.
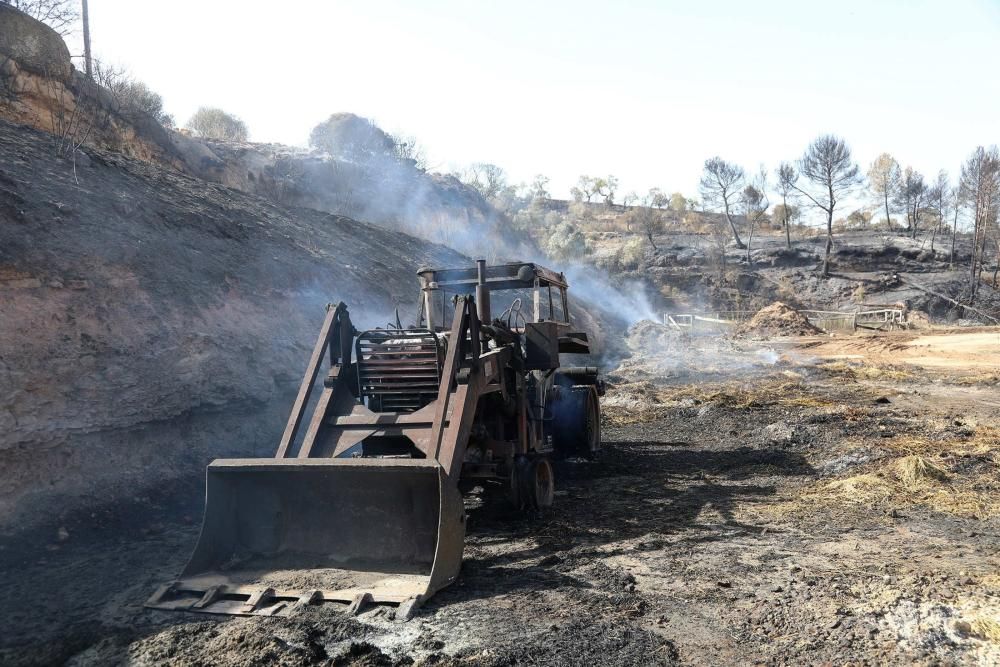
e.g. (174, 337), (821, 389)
(356, 329), (443, 413)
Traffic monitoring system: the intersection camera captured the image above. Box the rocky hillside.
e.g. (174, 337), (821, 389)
(0, 117), (469, 530)
(0, 5), (519, 259)
(532, 196), (996, 322)
(621, 230), (995, 321)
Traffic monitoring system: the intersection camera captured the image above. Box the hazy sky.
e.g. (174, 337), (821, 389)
(67, 0), (999, 200)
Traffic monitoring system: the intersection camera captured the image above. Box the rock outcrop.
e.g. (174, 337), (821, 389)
(0, 5), (194, 168)
(0, 4), (71, 78)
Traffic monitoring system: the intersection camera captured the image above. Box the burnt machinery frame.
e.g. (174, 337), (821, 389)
(147, 260), (603, 619)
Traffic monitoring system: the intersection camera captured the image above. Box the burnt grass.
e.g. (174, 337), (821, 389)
(1, 372), (998, 665)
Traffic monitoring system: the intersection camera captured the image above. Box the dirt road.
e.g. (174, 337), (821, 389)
(799, 327), (1000, 373)
(1, 327), (998, 665)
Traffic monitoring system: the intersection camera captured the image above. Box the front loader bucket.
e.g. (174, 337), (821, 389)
(146, 458), (465, 618)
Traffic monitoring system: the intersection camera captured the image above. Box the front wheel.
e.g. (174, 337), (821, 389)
(510, 455), (555, 510)
(531, 457), (554, 508)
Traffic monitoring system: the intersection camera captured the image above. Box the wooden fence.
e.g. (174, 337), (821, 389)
(663, 308), (907, 333)
(799, 308), (905, 332)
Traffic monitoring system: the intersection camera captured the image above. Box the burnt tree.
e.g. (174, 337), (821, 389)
(699, 157), (746, 249)
(793, 135), (861, 276)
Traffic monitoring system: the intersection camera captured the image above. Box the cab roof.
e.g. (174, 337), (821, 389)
(416, 262), (568, 291)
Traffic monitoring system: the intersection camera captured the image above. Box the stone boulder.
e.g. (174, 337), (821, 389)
(0, 5), (72, 80)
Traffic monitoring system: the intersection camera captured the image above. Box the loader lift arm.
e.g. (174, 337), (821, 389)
(274, 301), (354, 459)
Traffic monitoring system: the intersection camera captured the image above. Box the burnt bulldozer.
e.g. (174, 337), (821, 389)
(147, 261), (603, 619)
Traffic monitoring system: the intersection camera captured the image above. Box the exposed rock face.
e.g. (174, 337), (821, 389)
(0, 5), (77, 136)
(0, 119), (467, 528)
(0, 14), (190, 170)
(0, 5), (71, 79)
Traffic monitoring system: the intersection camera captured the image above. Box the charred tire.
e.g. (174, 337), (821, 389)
(509, 455), (533, 511)
(509, 455), (554, 510)
(531, 457), (554, 508)
(552, 386), (601, 460)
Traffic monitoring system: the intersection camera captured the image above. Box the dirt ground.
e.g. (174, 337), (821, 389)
(802, 328), (1000, 372)
(1, 326), (998, 666)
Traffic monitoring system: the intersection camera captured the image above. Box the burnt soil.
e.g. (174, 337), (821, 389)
(1, 353), (998, 666)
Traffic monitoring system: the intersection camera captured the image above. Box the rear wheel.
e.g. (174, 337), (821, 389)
(552, 386), (601, 459)
(580, 387), (601, 459)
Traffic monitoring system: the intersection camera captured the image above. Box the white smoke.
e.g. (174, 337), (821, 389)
(562, 264), (658, 325)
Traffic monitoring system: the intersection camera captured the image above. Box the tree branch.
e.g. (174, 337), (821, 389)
(791, 182), (829, 212)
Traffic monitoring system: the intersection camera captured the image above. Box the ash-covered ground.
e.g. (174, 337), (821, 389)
(2, 323), (998, 666)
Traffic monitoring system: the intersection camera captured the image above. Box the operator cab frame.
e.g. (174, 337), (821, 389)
(415, 261), (590, 369)
(416, 261), (570, 330)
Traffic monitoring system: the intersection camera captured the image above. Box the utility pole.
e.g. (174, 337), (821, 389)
(82, 0), (92, 79)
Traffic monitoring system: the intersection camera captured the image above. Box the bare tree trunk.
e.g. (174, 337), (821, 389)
(975, 202), (990, 298)
(823, 208), (833, 276)
(82, 0), (93, 80)
(970, 201), (985, 302)
(884, 192), (891, 230)
(969, 210), (978, 298)
(722, 203), (745, 248)
(822, 182), (834, 277)
(930, 195), (943, 251)
(973, 237), (986, 303)
(782, 195), (791, 248)
(950, 204), (959, 267)
(970, 238), (978, 302)
(746, 220), (755, 266)
(910, 199), (920, 240)
(980, 219), (993, 294)
(993, 236), (1000, 288)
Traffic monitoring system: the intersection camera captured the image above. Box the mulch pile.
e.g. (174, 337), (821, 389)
(736, 302), (821, 337)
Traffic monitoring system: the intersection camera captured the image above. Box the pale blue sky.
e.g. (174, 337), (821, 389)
(69, 0), (999, 200)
